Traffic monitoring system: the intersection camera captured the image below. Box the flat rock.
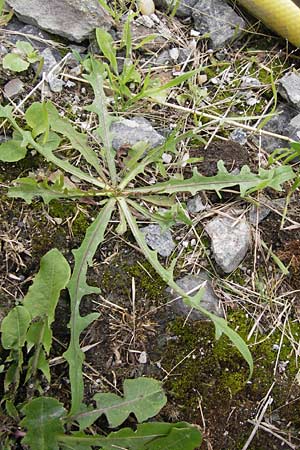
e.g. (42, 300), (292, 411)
(4, 78), (24, 97)
(141, 224), (175, 257)
(205, 216), (251, 273)
(6, 0), (114, 42)
(167, 272), (223, 320)
(192, 0), (245, 49)
(111, 117), (165, 151)
(278, 72), (300, 109)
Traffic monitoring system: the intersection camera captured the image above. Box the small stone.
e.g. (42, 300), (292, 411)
(169, 47), (179, 61)
(205, 216), (251, 273)
(187, 195), (206, 214)
(230, 128), (248, 145)
(138, 351), (148, 364)
(167, 272), (223, 320)
(48, 75), (64, 93)
(278, 72), (300, 109)
(111, 117), (165, 151)
(162, 153), (172, 164)
(240, 76), (262, 88)
(39, 47), (61, 75)
(0, 44), (8, 56)
(249, 197), (286, 225)
(260, 104), (299, 153)
(140, 224), (175, 257)
(4, 78), (24, 97)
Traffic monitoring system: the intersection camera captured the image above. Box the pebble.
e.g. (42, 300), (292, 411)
(205, 215), (251, 273)
(4, 78), (24, 97)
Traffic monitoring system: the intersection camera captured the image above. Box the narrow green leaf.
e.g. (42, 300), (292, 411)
(8, 176), (92, 204)
(3, 53), (29, 72)
(0, 140), (27, 162)
(63, 199), (116, 415)
(84, 58), (117, 185)
(1, 306), (31, 350)
(58, 422), (201, 450)
(119, 199), (253, 378)
(126, 163), (295, 197)
(21, 397), (66, 450)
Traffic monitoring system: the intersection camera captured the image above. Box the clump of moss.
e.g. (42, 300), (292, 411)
(162, 310), (300, 445)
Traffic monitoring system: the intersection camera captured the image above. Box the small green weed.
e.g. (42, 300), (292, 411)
(2, 40), (43, 73)
(0, 54), (296, 449)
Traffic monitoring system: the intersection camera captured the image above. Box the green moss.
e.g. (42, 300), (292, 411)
(163, 310), (300, 432)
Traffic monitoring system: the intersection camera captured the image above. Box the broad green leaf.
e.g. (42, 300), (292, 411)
(1, 306), (31, 350)
(96, 28), (118, 74)
(0, 140), (27, 162)
(127, 162), (295, 197)
(21, 397), (66, 450)
(63, 199), (116, 415)
(23, 249), (70, 325)
(119, 199), (253, 377)
(8, 176), (92, 204)
(25, 102), (49, 137)
(45, 102), (102, 175)
(27, 349), (51, 382)
(58, 422), (201, 450)
(84, 58), (117, 185)
(16, 40), (34, 55)
(80, 378), (167, 428)
(3, 53), (29, 72)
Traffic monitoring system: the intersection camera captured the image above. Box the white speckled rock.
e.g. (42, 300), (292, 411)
(205, 216), (251, 273)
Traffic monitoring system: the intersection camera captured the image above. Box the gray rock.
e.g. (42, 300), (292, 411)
(192, 0), (245, 49)
(278, 72), (300, 109)
(6, 0), (113, 43)
(39, 47), (61, 75)
(260, 104), (300, 153)
(240, 76), (262, 89)
(249, 197), (286, 225)
(187, 195), (206, 214)
(230, 128), (248, 145)
(5, 21), (54, 50)
(141, 224), (175, 257)
(151, 47), (191, 67)
(167, 272), (223, 320)
(4, 78), (24, 97)
(154, 0), (198, 18)
(0, 44), (8, 56)
(111, 117), (165, 151)
(48, 75), (64, 93)
(205, 216), (251, 273)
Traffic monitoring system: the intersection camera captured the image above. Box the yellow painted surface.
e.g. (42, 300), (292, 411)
(237, 0), (300, 47)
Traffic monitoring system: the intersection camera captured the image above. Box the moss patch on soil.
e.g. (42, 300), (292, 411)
(162, 311), (300, 449)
